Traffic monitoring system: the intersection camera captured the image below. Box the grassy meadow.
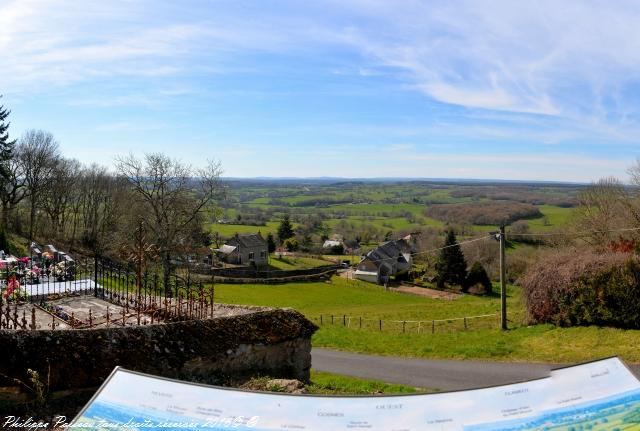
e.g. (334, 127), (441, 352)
(204, 180), (613, 365)
(212, 276), (640, 364)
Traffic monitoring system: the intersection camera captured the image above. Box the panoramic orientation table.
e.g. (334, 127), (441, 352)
(71, 357), (640, 430)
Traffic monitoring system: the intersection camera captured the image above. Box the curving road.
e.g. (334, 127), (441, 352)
(311, 348), (640, 391)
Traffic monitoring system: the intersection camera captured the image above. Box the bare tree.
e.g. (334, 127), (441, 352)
(115, 153), (224, 294)
(19, 130), (60, 243)
(574, 177), (633, 247)
(77, 164), (128, 254)
(628, 158), (640, 186)
(41, 158), (81, 239)
(0, 146), (28, 231)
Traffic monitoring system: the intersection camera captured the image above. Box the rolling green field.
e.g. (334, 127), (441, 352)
(528, 204), (575, 231)
(208, 221), (282, 237)
(210, 181), (583, 243)
(324, 216), (443, 232)
(212, 276), (640, 364)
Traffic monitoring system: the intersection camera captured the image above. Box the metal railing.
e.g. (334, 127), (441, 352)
(0, 257), (217, 330)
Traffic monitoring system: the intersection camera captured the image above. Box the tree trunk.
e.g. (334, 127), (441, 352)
(1, 201), (8, 231)
(70, 210), (79, 248)
(29, 194), (36, 244)
(163, 251), (172, 298)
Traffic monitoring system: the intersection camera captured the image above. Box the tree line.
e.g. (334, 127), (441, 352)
(0, 97), (224, 289)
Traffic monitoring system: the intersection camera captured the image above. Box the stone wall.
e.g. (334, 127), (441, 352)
(196, 264), (340, 279)
(0, 306), (317, 416)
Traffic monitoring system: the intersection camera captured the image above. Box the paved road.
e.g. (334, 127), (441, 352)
(311, 348), (640, 391)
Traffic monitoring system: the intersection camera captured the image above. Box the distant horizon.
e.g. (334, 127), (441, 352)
(221, 176), (591, 186)
(2, 1), (639, 183)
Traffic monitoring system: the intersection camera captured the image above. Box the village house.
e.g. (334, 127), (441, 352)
(214, 233), (269, 267)
(322, 239), (343, 249)
(354, 235), (416, 284)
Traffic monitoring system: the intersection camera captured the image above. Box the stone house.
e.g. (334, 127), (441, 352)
(354, 237), (415, 284)
(216, 233), (269, 267)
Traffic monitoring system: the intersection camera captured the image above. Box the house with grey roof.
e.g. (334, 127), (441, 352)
(215, 233), (269, 268)
(354, 237), (415, 284)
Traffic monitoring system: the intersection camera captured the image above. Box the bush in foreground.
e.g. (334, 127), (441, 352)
(521, 249), (640, 328)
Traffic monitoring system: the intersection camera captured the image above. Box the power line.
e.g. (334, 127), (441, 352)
(505, 226), (640, 238)
(410, 235), (490, 258)
(353, 225), (640, 267)
(356, 235), (492, 266)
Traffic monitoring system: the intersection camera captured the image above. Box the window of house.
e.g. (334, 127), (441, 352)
(249, 252), (255, 260)
(260, 250), (266, 258)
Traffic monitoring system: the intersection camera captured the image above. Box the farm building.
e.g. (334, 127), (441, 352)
(214, 233), (269, 267)
(354, 236), (415, 284)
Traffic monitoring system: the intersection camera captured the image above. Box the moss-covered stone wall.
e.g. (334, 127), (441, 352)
(0, 306), (317, 416)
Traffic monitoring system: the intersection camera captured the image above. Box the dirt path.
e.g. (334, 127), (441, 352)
(394, 285), (460, 300)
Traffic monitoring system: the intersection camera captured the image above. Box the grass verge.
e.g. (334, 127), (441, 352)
(211, 276), (640, 364)
(307, 370), (430, 395)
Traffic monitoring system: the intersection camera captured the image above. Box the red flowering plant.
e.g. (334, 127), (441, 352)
(2, 275), (28, 303)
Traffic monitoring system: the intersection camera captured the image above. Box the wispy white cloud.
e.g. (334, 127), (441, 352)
(0, 0), (289, 92)
(3, 0), (640, 181)
(331, 0), (640, 135)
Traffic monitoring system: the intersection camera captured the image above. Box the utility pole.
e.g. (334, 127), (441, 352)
(499, 225), (507, 330)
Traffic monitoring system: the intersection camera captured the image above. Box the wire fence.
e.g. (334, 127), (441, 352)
(311, 312), (500, 333)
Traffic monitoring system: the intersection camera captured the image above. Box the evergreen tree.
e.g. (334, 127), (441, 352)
(0, 95), (16, 182)
(435, 229), (468, 289)
(266, 232), (277, 253)
(277, 214), (294, 243)
(466, 261), (492, 295)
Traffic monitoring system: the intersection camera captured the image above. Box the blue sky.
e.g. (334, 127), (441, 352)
(1, 0), (639, 182)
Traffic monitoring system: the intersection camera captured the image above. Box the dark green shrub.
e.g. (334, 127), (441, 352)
(330, 244), (344, 255)
(466, 261), (492, 295)
(522, 249), (640, 328)
(557, 258), (640, 328)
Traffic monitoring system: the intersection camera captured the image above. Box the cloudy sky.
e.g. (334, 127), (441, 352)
(1, 0), (639, 181)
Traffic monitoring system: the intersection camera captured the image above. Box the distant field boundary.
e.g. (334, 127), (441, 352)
(312, 313), (499, 333)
